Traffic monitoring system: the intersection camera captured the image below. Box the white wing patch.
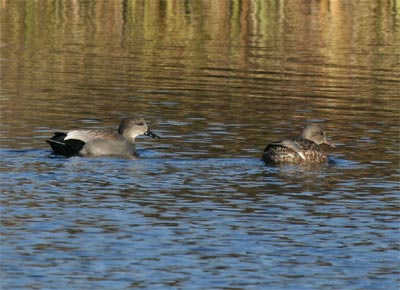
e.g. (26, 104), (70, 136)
(280, 140), (306, 160)
(65, 130), (98, 143)
(297, 151), (306, 160)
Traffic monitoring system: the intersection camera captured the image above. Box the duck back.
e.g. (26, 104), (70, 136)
(263, 138), (327, 164)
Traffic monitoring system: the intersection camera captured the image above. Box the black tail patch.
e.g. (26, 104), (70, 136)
(46, 132), (85, 157)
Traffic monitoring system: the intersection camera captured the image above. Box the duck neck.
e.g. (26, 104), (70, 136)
(122, 132), (137, 144)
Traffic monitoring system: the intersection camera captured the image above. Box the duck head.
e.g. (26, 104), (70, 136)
(301, 124), (335, 147)
(118, 114), (160, 142)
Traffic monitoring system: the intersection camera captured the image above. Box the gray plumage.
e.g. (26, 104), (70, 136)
(47, 114), (160, 158)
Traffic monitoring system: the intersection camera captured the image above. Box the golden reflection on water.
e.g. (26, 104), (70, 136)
(2, 0), (398, 74)
(0, 0), (399, 161)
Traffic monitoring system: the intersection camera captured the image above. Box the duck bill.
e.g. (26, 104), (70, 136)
(325, 141), (335, 148)
(144, 129), (160, 139)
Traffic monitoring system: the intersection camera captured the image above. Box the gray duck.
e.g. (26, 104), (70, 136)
(47, 114), (160, 157)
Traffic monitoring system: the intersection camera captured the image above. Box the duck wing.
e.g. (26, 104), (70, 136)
(64, 129), (119, 143)
(271, 139), (306, 160)
(293, 138), (323, 152)
(265, 138), (321, 161)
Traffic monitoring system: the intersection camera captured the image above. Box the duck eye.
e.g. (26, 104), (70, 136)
(137, 122), (144, 126)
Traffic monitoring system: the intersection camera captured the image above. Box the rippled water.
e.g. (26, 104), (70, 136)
(1, 1), (399, 289)
(2, 148), (397, 289)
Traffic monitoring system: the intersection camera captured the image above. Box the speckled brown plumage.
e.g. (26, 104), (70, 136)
(262, 124), (334, 164)
(263, 138), (327, 164)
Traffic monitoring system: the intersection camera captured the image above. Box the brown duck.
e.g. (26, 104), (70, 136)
(263, 124), (335, 164)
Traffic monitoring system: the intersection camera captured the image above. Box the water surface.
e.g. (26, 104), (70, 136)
(1, 1), (399, 289)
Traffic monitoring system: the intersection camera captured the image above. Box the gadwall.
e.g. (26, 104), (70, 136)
(263, 124), (334, 164)
(47, 114), (160, 157)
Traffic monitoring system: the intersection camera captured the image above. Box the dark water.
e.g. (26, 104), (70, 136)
(1, 1), (399, 289)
